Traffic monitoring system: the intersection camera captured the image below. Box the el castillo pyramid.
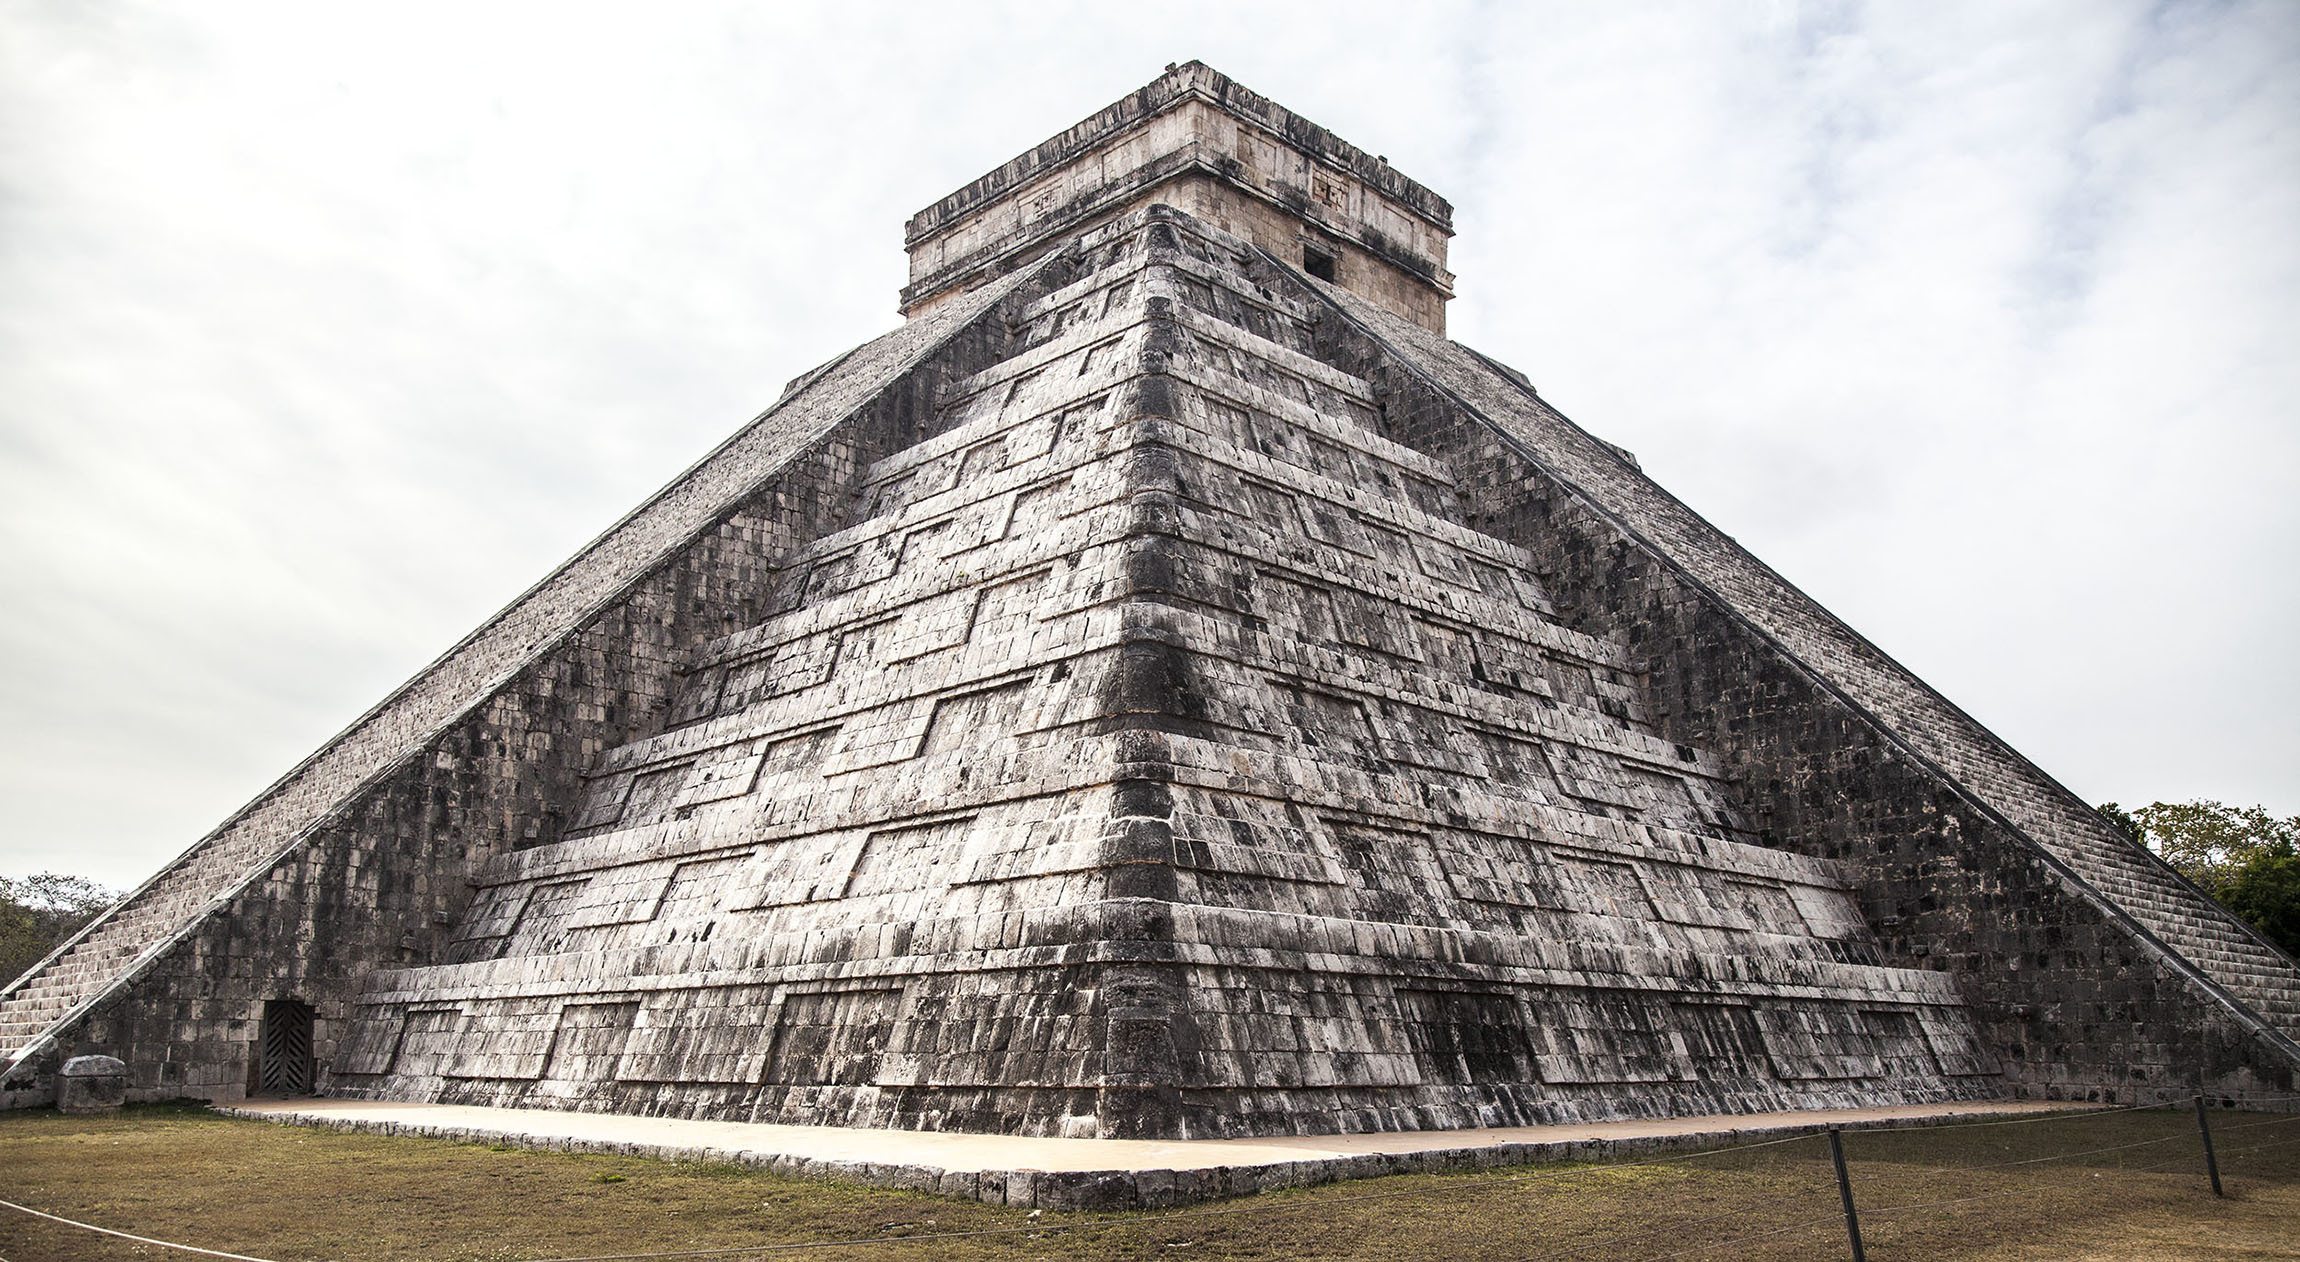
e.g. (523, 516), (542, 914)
(5, 63), (2295, 1138)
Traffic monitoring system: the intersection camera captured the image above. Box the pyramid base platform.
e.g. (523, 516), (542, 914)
(218, 1095), (2089, 1210)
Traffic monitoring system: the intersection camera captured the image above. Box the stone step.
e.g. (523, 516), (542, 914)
(0, 837), (269, 1054)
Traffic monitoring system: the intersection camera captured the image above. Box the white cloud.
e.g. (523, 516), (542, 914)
(1, 0), (2293, 887)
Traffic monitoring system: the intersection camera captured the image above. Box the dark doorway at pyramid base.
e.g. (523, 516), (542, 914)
(256, 999), (315, 1098)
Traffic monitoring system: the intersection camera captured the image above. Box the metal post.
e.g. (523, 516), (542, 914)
(1828, 1126), (1868, 1262)
(2195, 1094), (2225, 1197)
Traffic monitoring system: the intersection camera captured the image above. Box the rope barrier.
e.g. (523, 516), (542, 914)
(1824, 1104), (2186, 1180)
(1793, 1116), (2300, 1257)
(0, 1197), (288, 1262)
(1590, 1113), (2250, 1262)
(1431, 1101), (2300, 1262)
(2202, 1089), (2300, 1104)
(2226, 1133), (2300, 1158)
(1959, 1130), (2191, 1171)
(2209, 1112), (2300, 1135)
(2139, 1131), (2300, 1169)
(1853, 1181), (2062, 1225)
(2093, 1132), (2289, 1182)
(1839, 1100), (2159, 1133)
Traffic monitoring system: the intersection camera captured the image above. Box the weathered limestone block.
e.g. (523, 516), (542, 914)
(57, 1055), (127, 1114)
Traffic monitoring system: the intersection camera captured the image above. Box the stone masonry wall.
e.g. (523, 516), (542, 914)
(1108, 217), (1995, 1135)
(0, 264), (1056, 1105)
(29, 196), (2288, 1137)
(327, 240), (1191, 1136)
(902, 63), (1453, 333)
(1509, 486), (2297, 1101)
(1157, 174), (1449, 333)
(330, 210), (2009, 1140)
(1298, 277), (2300, 1103)
(59, 519), (778, 1102)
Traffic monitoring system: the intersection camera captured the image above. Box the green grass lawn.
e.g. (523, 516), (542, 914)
(1, 1103), (2295, 1260)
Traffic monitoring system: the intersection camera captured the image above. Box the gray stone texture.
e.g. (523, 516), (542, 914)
(902, 62), (1454, 333)
(297, 212), (2005, 1139)
(1296, 272), (2300, 1099)
(4, 62), (2293, 1139)
(0, 263), (1050, 1102)
(216, 1098), (2087, 1211)
(57, 1055), (127, 1114)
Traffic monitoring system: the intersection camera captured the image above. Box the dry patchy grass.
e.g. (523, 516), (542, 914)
(0, 1104), (2295, 1260)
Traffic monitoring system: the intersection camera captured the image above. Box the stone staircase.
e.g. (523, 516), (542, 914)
(2034, 805), (2300, 1038)
(0, 830), (272, 1069)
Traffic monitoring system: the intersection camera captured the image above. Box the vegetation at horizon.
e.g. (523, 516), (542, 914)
(2101, 800), (2300, 957)
(0, 872), (118, 987)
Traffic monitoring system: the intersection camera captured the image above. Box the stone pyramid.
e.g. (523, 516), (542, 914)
(4, 63), (2294, 1134)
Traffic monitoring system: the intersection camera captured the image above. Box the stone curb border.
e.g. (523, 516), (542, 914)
(214, 1104), (2065, 1212)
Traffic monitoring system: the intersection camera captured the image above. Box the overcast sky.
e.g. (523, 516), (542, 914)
(3, 1), (2294, 891)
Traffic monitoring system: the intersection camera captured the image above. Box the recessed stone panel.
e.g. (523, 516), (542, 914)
(764, 989), (904, 1087)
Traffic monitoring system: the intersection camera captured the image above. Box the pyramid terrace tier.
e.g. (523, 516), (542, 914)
(334, 774), (1998, 1136)
(347, 767), (1958, 1005)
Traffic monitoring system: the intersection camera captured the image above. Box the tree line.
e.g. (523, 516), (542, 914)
(1, 873), (120, 987)
(2100, 800), (2300, 958)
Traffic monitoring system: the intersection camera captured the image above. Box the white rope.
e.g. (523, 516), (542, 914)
(0, 1197), (289, 1262)
(1839, 1100), (2160, 1134)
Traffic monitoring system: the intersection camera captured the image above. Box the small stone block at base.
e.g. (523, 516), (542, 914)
(58, 1055), (129, 1115)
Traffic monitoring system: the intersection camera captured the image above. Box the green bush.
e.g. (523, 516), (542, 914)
(2101, 800), (2300, 958)
(1, 873), (120, 986)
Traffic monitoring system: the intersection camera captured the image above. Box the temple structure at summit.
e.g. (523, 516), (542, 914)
(4, 62), (2294, 1139)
